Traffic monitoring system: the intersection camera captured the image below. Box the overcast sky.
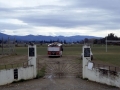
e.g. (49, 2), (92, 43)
(0, 0), (120, 37)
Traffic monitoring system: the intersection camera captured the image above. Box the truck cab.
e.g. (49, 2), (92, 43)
(47, 42), (63, 57)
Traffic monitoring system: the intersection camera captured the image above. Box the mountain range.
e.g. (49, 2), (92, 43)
(0, 33), (101, 42)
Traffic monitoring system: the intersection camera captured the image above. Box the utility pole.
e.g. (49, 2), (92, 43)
(2, 37), (3, 55)
(8, 37), (10, 55)
(106, 36), (107, 52)
(14, 37), (16, 54)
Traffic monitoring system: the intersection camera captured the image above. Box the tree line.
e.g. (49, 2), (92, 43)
(92, 33), (120, 45)
(0, 33), (120, 45)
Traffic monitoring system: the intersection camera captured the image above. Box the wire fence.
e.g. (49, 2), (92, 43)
(93, 63), (120, 76)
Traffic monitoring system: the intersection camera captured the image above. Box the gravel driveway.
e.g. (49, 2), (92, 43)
(0, 77), (119, 90)
(0, 55), (119, 90)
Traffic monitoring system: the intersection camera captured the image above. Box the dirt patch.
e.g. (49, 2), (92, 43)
(0, 55), (28, 65)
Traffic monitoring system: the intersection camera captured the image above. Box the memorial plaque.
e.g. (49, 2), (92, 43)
(29, 48), (35, 56)
(84, 48), (90, 57)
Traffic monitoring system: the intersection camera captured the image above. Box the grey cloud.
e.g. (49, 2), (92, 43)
(0, 8), (12, 12)
(70, 0), (120, 10)
(0, 0), (120, 32)
(17, 6), (120, 30)
(0, 23), (29, 30)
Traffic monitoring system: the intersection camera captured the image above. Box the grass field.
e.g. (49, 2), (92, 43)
(0, 44), (120, 66)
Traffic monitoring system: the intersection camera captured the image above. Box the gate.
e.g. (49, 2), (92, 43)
(38, 61), (82, 78)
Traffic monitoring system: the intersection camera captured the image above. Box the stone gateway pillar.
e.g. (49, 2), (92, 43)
(82, 45), (91, 78)
(28, 44), (37, 78)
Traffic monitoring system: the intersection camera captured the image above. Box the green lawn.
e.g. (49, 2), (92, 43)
(91, 45), (120, 66)
(2, 44), (120, 66)
(15, 44), (82, 55)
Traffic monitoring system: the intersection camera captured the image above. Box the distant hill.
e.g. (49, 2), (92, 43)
(0, 33), (101, 42)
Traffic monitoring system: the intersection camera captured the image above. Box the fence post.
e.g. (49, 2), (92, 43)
(5, 65), (6, 69)
(115, 67), (116, 72)
(11, 64), (13, 68)
(109, 66), (110, 71)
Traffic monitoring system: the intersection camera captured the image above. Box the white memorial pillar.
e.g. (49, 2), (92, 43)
(82, 45), (91, 78)
(28, 44), (37, 78)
